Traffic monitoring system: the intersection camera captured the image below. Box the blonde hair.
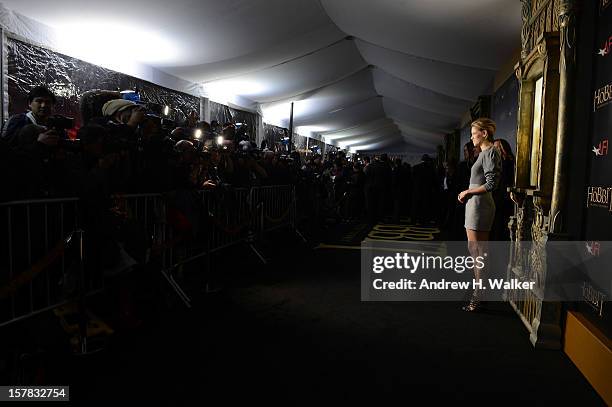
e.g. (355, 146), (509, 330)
(471, 118), (496, 141)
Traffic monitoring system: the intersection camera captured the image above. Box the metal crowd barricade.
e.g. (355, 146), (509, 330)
(251, 185), (295, 234)
(117, 186), (300, 307)
(109, 193), (167, 264)
(252, 185), (305, 243)
(156, 187), (263, 307)
(110, 193), (164, 239)
(108, 192), (194, 307)
(1, 185), (304, 321)
(0, 198), (84, 328)
(203, 187), (254, 253)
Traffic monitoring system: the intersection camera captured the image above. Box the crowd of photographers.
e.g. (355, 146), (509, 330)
(0, 86), (311, 202)
(0, 86), (414, 225)
(0, 86), (515, 242)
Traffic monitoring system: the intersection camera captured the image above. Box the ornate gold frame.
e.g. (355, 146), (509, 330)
(515, 33), (560, 197)
(508, 33), (563, 349)
(507, 0), (577, 350)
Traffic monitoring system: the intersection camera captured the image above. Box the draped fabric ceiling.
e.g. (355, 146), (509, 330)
(1, 0), (521, 153)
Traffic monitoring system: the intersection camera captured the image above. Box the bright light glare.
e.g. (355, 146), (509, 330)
(321, 132), (356, 141)
(261, 99), (324, 129)
(295, 126), (329, 137)
(204, 80), (266, 107)
(338, 135), (394, 149)
(164, 106), (170, 116)
(194, 129), (202, 139)
(337, 139), (365, 149)
(261, 102), (292, 127)
(349, 140), (396, 152)
(56, 22), (180, 66)
(216, 136), (224, 146)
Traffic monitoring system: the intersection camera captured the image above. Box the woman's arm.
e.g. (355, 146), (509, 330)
(466, 184), (488, 195)
(458, 149), (501, 203)
(481, 148), (502, 192)
(458, 185), (486, 203)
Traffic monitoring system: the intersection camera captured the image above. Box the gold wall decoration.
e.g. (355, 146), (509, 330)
(509, 0), (577, 348)
(514, 34), (560, 195)
(511, 33), (560, 347)
(521, 0), (532, 59)
(521, 0), (561, 58)
(550, 0), (577, 233)
(508, 195), (534, 280)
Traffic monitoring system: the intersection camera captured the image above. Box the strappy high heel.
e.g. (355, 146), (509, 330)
(462, 291), (481, 312)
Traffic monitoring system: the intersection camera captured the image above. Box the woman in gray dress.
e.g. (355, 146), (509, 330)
(457, 118), (502, 311)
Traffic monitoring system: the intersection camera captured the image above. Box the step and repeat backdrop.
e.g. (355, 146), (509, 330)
(583, 0), (612, 334)
(586, 2), (612, 240)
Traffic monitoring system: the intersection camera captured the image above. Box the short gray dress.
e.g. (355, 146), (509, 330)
(464, 147), (502, 231)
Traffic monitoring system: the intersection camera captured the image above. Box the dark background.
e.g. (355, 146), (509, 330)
(491, 74), (519, 155)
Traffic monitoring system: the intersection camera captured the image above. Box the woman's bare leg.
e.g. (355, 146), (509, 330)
(464, 229), (489, 310)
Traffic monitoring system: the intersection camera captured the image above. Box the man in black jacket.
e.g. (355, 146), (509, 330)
(2, 86), (57, 147)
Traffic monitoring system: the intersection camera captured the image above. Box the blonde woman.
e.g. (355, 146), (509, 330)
(457, 118), (502, 311)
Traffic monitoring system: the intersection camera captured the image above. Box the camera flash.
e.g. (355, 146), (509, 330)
(216, 136), (224, 146)
(164, 105), (170, 116)
(194, 129), (202, 139)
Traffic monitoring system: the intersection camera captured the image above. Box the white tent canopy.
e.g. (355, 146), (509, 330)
(0, 0), (521, 153)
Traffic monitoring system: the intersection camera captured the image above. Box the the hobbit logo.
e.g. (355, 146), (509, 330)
(583, 281), (606, 317)
(586, 186), (612, 210)
(593, 84), (612, 111)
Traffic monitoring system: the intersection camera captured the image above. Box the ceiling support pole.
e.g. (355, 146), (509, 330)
(288, 102), (294, 153)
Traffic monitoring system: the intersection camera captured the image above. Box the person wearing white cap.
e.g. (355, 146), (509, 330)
(102, 99), (145, 129)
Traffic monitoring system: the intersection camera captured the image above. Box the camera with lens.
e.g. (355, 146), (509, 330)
(47, 115), (74, 132)
(101, 121), (142, 154)
(46, 115), (82, 150)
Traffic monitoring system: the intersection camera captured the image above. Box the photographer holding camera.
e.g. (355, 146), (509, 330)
(101, 99), (146, 138)
(2, 86), (58, 148)
(98, 99), (148, 191)
(5, 90), (81, 198)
